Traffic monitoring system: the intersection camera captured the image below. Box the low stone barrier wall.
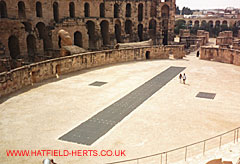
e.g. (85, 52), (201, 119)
(0, 45), (185, 97)
(200, 46), (240, 66)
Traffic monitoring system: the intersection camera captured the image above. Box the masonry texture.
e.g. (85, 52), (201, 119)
(0, 0), (176, 71)
(0, 45), (185, 97)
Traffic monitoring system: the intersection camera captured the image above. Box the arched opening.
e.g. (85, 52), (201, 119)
(138, 24), (143, 41)
(74, 31), (82, 47)
(125, 20), (132, 34)
(201, 20), (207, 28)
(36, 2), (42, 17)
(115, 20), (121, 43)
(84, 3), (90, 17)
(69, 2), (75, 18)
(145, 51), (150, 59)
(194, 20), (200, 27)
(187, 20), (192, 27)
(208, 21), (213, 28)
(27, 35), (36, 58)
(100, 20), (109, 46)
(138, 3), (143, 21)
(8, 35), (20, 59)
(86, 21), (96, 49)
(36, 22), (52, 51)
(18, 1), (26, 18)
(215, 20), (220, 28)
(161, 5), (169, 45)
(126, 3), (131, 17)
(149, 19), (156, 39)
(222, 20), (228, 27)
(161, 5), (169, 18)
(100, 3), (105, 18)
(0, 1), (7, 18)
(150, 0), (157, 17)
(53, 2), (59, 22)
(114, 4), (119, 18)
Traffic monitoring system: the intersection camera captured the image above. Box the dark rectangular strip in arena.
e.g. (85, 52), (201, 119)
(59, 66), (186, 145)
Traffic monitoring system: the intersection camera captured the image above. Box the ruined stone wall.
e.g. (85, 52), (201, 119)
(216, 31), (233, 46)
(0, 0), (176, 60)
(0, 45), (185, 97)
(200, 46), (240, 66)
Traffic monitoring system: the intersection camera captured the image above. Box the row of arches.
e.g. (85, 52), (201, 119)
(0, 1), (170, 22)
(185, 20), (240, 28)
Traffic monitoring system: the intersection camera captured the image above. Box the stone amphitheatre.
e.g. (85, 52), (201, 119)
(0, 0), (240, 164)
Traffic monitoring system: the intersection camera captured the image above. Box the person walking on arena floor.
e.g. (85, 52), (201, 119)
(179, 73), (182, 83)
(182, 73), (186, 84)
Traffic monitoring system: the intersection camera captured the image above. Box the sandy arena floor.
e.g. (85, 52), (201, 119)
(0, 51), (240, 164)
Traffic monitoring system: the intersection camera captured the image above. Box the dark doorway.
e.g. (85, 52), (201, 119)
(100, 20), (109, 46)
(36, 2), (42, 17)
(125, 20), (132, 34)
(149, 19), (156, 39)
(58, 36), (61, 48)
(18, 1), (26, 18)
(126, 3), (131, 17)
(69, 2), (75, 18)
(138, 3), (143, 21)
(27, 34), (36, 57)
(115, 20), (121, 43)
(100, 3), (105, 17)
(114, 4), (119, 18)
(8, 35), (20, 59)
(53, 2), (59, 22)
(74, 31), (83, 47)
(86, 21), (96, 49)
(138, 24), (143, 41)
(0, 1), (7, 18)
(36, 22), (53, 51)
(145, 51), (150, 59)
(84, 3), (90, 17)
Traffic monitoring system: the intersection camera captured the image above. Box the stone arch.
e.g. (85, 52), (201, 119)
(194, 20), (199, 27)
(53, 2), (59, 22)
(18, 1), (26, 18)
(215, 20), (220, 27)
(69, 2), (75, 18)
(36, 2), (42, 17)
(208, 20), (213, 28)
(84, 3), (90, 17)
(222, 20), (228, 26)
(126, 3), (131, 17)
(27, 34), (36, 57)
(149, 19), (156, 38)
(8, 35), (20, 59)
(74, 31), (82, 47)
(100, 3), (105, 17)
(138, 24), (143, 41)
(86, 21), (96, 49)
(161, 5), (169, 18)
(150, 0), (157, 17)
(0, 1), (7, 18)
(115, 20), (121, 43)
(36, 22), (52, 51)
(100, 20), (110, 46)
(162, 5), (169, 45)
(201, 20), (207, 27)
(138, 3), (143, 21)
(125, 20), (132, 34)
(114, 4), (119, 18)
